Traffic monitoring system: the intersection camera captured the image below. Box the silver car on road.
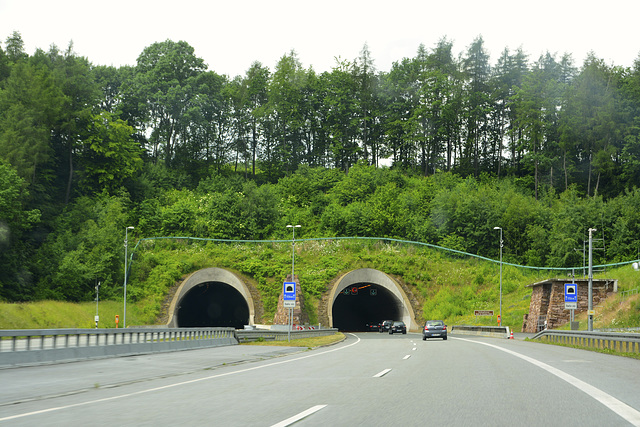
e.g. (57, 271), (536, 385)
(422, 320), (447, 340)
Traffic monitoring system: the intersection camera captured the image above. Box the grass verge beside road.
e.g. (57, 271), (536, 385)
(241, 332), (346, 348)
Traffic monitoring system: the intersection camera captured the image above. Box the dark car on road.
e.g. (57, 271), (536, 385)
(365, 321), (380, 332)
(379, 320), (393, 333)
(389, 321), (407, 334)
(423, 320), (447, 340)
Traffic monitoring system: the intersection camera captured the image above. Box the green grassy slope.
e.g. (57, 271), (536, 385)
(2, 239), (639, 330)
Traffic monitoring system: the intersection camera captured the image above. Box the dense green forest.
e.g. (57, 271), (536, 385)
(1, 31), (640, 303)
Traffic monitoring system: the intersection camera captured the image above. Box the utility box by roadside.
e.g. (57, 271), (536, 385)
(571, 321), (580, 330)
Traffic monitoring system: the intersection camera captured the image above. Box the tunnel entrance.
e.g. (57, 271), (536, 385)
(332, 284), (402, 331)
(177, 281), (249, 328)
(328, 268), (417, 331)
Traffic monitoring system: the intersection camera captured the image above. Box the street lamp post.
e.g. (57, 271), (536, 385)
(494, 227), (503, 325)
(95, 281), (100, 329)
(286, 224), (301, 341)
(123, 226), (134, 329)
(588, 227), (596, 331)
(286, 224), (301, 281)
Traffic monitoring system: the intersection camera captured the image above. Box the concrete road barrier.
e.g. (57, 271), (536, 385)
(450, 325), (511, 339)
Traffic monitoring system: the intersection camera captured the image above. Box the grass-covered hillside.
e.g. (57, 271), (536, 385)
(4, 238), (638, 331)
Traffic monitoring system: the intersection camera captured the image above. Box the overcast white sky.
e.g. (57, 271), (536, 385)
(1, 0), (639, 77)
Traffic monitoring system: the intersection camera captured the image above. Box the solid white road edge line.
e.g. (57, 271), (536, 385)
(270, 405), (327, 427)
(454, 337), (640, 426)
(0, 334), (362, 422)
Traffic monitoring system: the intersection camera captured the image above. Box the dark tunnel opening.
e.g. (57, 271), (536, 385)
(332, 283), (402, 331)
(177, 281), (249, 329)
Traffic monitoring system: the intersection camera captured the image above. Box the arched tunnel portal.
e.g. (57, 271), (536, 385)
(329, 268), (418, 332)
(167, 268), (255, 328)
(166, 267), (417, 331)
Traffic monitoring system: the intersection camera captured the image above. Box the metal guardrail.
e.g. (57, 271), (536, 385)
(0, 327), (340, 367)
(235, 328), (339, 343)
(0, 327), (237, 367)
(621, 288), (639, 301)
(532, 330), (640, 354)
(450, 325), (511, 338)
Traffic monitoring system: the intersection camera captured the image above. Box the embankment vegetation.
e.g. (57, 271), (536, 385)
(2, 238), (639, 330)
(2, 32), (640, 330)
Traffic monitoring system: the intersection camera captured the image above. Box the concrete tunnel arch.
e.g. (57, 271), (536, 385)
(328, 268), (419, 331)
(166, 267), (417, 331)
(167, 267), (255, 328)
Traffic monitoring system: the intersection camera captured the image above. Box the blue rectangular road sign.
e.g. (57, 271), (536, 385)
(283, 282), (296, 300)
(565, 283), (578, 303)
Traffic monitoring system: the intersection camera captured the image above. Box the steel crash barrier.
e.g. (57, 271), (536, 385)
(532, 330), (640, 354)
(0, 327), (237, 367)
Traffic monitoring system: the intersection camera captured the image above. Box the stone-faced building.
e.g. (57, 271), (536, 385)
(522, 278), (617, 333)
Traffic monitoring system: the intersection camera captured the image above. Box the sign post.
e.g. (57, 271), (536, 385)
(474, 310), (494, 316)
(283, 282), (296, 308)
(565, 284), (577, 322)
(474, 310), (494, 324)
(283, 282), (296, 298)
(283, 282), (296, 341)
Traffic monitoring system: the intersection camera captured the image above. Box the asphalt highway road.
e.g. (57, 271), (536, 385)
(1, 332), (640, 426)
